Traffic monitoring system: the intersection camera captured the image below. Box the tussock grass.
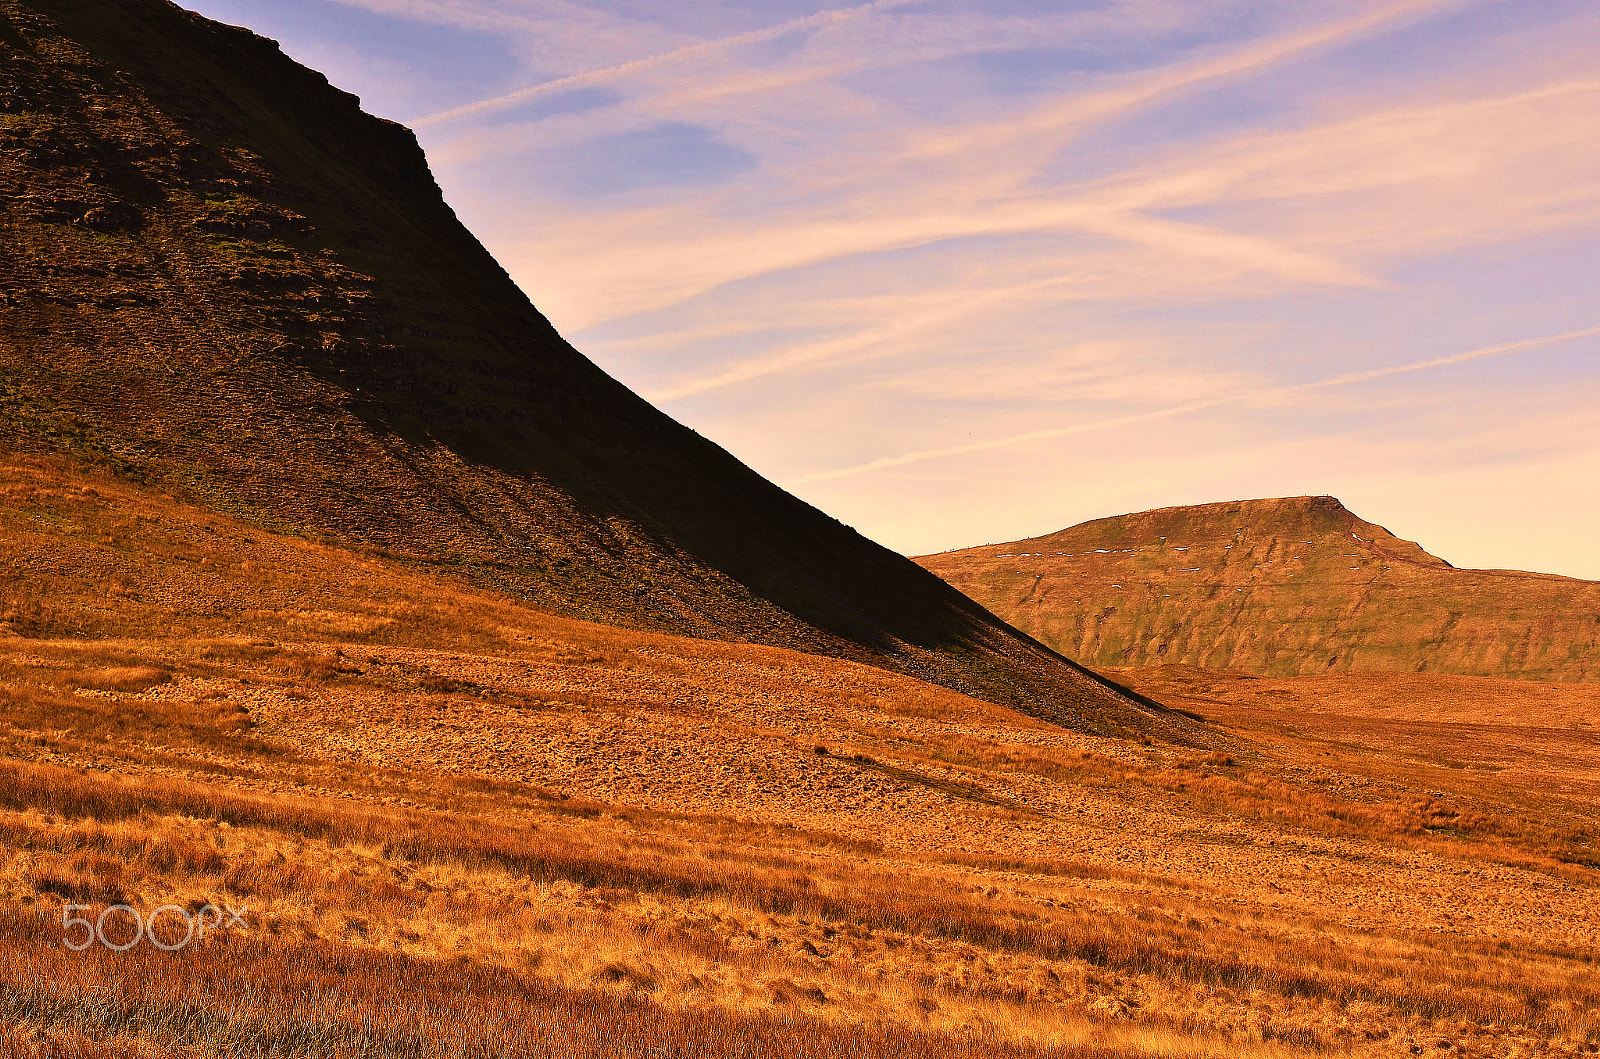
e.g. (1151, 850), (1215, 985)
(2, 757), (1597, 1049)
(0, 911), (1106, 1059)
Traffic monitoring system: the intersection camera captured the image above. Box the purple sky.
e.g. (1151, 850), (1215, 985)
(184, 0), (1600, 578)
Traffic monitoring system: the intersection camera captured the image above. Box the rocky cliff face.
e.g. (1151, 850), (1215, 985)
(919, 496), (1600, 681)
(0, 0), (1174, 733)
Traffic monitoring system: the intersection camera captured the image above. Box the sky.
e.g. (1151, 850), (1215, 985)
(183, 0), (1600, 579)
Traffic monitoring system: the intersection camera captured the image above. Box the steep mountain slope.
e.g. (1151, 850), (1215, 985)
(0, 0), (1154, 728)
(917, 496), (1600, 680)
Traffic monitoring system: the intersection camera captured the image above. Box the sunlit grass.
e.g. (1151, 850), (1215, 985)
(0, 454), (1597, 1057)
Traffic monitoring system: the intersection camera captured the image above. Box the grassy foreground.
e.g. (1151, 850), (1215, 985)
(0, 455), (1597, 1057)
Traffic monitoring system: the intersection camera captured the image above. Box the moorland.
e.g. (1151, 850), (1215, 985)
(0, 453), (1596, 1058)
(0, 1), (1596, 1056)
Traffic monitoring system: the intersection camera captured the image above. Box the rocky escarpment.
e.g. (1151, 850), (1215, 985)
(919, 496), (1600, 681)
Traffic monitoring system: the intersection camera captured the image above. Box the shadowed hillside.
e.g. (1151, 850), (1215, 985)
(0, 0), (1154, 728)
(917, 496), (1600, 681)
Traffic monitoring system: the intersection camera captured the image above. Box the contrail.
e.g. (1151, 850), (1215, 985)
(1292, 325), (1600, 391)
(413, 0), (921, 128)
(787, 325), (1600, 486)
(787, 401), (1223, 486)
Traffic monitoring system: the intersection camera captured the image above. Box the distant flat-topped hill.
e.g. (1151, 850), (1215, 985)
(917, 496), (1600, 681)
(0, 0), (1170, 733)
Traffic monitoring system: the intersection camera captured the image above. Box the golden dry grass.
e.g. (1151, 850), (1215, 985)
(0, 454), (1597, 1058)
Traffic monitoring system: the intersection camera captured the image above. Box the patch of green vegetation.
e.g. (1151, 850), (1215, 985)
(0, 111), (48, 132)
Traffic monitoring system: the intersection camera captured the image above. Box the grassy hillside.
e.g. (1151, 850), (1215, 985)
(0, 453), (1596, 1057)
(917, 496), (1600, 680)
(0, 0), (1136, 726)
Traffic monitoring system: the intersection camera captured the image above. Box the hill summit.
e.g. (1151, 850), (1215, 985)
(0, 0), (1166, 731)
(917, 496), (1600, 681)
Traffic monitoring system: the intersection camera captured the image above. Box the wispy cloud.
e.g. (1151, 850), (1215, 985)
(649, 273), (1082, 402)
(514, 66), (1596, 403)
(789, 399), (1223, 486)
(413, 0), (923, 127)
(1296, 326), (1600, 392)
(895, 0), (1461, 165)
(321, 0), (594, 40)
(473, 1), (1493, 340)
(642, 205), (1377, 401)
(789, 325), (1600, 485)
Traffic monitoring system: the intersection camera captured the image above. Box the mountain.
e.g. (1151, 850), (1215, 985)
(0, 0), (1174, 732)
(916, 496), (1600, 681)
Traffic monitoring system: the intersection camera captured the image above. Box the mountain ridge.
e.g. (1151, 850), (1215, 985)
(0, 0), (1172, 733)
(916, 495), (1600, 681)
